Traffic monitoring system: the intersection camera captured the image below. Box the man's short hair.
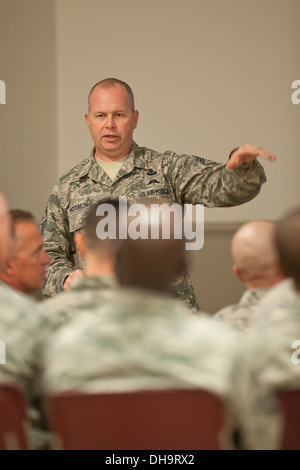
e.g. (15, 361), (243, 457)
(83, 198), (122, 257)
(88, 78), (135, 112)
(10, 209), (35, 225)
(275, 206), (300, 283)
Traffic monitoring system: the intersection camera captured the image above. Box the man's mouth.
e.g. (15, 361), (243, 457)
(103, 135), (119, 142)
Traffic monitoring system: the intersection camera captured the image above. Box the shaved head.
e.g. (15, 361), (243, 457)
(231, 220), (284, 286)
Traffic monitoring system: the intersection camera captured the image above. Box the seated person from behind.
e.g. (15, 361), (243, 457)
(231, 206), (300, 450)
(38, 199), (119, 331)
(42, 199), (240, 449)
(0, 209), (50, 296)
(214, 220), (286, 331)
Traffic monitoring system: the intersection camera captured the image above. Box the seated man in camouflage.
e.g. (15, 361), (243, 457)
(214, 220), (287, 331)
(42, 199), (240, 449)
(231, 206), (300, 449)
(0, 194), (46, 449)
(0, 209), (50, 297)
(38, 199), (119, 332)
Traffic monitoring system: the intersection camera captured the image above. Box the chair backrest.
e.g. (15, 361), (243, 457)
(48, 388), (225, 450)
(0, 384), (31, 450)
(276, 389), (300, 450)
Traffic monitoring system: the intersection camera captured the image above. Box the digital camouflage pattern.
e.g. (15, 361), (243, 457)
(231, 289), (300, 449)
(214, 287), (270, 331)
(42, 286), (240, 448)
(41, 142), (267, 308)
(0, 281), (39, 391)
(37, 274), (117, 334)
(250, 278), (296, 326)
(0, 281), (45, 448)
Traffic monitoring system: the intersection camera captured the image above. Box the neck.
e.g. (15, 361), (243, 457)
(84, 258), (115, 277)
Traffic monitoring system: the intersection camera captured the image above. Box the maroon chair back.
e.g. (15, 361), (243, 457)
(0, 384), (31, 450)
(48, 388), (225, 450)
(276, 389), (300, 450)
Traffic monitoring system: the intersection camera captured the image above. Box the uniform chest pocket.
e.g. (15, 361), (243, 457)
(68, 207), (90, 233)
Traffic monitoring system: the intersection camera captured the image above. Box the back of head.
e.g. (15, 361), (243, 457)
(275, 206), (300, 290)
(82, 198), (122, 264)
(116, 199), (186, 292)
(231, 220), (284, 287)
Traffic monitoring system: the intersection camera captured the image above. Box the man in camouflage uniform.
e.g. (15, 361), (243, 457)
(214, 220), (287, 331)
(231, 207), (300, 449)
(0, 193), (47, 449)
(0, 209), (50, 296)
(37, 199), (120, 333)
(41, 77), (276, 309)
(42, 201), (240, 449)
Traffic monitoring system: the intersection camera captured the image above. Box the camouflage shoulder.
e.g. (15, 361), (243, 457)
(57, 153), (93, 186)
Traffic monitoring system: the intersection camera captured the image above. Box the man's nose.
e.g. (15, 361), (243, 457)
(105, 115), (116, 128)
(42, 250), (51, 266)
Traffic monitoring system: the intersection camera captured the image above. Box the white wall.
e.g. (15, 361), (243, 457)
(0, 0), (57, 222)
(55, 0), (300, 223)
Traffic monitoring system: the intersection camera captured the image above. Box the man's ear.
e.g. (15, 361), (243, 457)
(1, 256), (15, 277)
(233, 264), (245, 283)
(74, 231), (86, 259)
(133, 109), (139, 129)
(85, 113), (90, 131)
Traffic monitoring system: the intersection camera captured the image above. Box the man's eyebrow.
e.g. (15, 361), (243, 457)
(92, 109), (126, 114)
(32, 243), (44, 256)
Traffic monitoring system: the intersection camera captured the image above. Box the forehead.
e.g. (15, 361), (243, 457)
(90, 85), (130, 110)
(15, 222), (43, 249)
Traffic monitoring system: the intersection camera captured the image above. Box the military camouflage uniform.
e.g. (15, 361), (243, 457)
(0, 281), (46, 448)
(231, 289), (300, 449)
(41, 142), (267, 309)
(37, 274), (117, 334)
(42, 286), (240, 448)
(250, 279), (296, 326)
(214, 287), (270, 331)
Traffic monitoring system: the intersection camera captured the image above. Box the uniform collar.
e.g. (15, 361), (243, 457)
(77, 142), (152, 183)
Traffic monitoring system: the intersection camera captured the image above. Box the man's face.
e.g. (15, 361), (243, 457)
(85, 84), (139, 161)
(10, 222), (51, 293)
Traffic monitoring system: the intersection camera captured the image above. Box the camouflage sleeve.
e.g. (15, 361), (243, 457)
(40, 186), (76, 297)
(164, 153), (267, 207)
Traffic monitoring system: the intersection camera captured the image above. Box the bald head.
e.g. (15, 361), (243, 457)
(231, 220), (285, 288)
(116, 200), (186, 292)
(0, 193), (12, 273)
